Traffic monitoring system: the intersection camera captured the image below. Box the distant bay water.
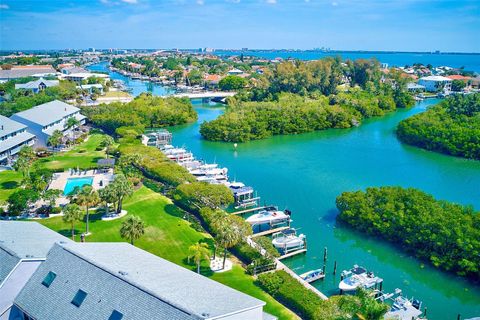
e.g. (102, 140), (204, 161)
(215, 50), (480, 73)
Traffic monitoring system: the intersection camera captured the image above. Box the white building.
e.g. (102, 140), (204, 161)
(10, 100), (86, 148)
(1, 221), (275, 320)
(418, 75), (452, 92)
(0, 116), (35, 164)
(14, 78), (59, 94)
(63, 72), (109, 84)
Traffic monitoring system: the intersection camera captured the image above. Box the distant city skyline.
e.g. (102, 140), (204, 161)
(1, 0), (479, 52)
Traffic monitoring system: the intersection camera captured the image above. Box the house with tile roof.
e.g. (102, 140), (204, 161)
(0, 116), (35, 164)
(0, 65), (57, 80)
(10, 100), (86, 148)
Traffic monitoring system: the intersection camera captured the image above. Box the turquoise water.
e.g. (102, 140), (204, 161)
(167, 100), (480, 319)
(63, 177), (93, 195)
(88, 63), (176, 97)
(216, 50), (480, 72)
(90, 62), (480, 319)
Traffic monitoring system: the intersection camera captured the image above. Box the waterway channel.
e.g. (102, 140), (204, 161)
(90, 62), (480, 319)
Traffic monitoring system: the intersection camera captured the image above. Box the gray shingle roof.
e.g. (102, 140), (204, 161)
(0, 221), (72, 260)
(0, 249), (20, 285)
(11, 100), (81, 126)
(0, 67), (56, 79)
(0, 130), (35, 154)
(0, 115), (26, 137)
(0, 221), (71, 286)
(15, 242), (265, 320)
(15, 78), (59, 90)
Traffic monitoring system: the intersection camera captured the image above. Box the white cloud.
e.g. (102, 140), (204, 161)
(331, 1), (338, 6)
(265, 0), (276, 4)
(196, 0), (204, 4)
(226, 0), (240, 3)
(0, 4), (10, 9)
(121, 0), (138, 3)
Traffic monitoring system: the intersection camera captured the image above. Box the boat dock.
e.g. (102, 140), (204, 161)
(278, 248), (307, 260)
(231, 206), (267, 215)
(276, 259), (328, 300)
(251, 226), (289, 238)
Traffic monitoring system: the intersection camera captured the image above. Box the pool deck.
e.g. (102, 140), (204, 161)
(48, 169), (115, 194)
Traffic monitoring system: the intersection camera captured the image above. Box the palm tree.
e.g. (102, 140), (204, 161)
(188, 242), (211, 274)
(13, 146), (35, 180)
(214, 215), (252, 269)
(120, 215), (145, 245)
(47, 130), (63, 151)
(99, 185), (116, 216)
(76, 185), (100, 235)
(63, 204), (83, 240)
(100, 136), (115, 158)
(110, 174), (133, 213)
(65, 117), (80, 130)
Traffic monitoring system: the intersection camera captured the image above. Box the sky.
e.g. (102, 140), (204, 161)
(0, 0), (479, 52)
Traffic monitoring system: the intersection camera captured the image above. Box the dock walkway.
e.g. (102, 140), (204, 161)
(276, 259), (328, 300)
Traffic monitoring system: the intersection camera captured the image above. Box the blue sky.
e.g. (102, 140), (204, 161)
(0, 0), (479, 52)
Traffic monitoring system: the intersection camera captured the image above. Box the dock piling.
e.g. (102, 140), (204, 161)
(323, 247), (327, 262)
(423, 307), (427, 317)
(333, 260), (337, 275)
(323, 264), (326, 274)
(457, 314), (461, 320)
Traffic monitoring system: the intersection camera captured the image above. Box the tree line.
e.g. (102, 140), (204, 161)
(200, 57), (414, 142)
(82, 93), (197, 135)
(336, 186), (480, 280)
(397, 93), (480, 160)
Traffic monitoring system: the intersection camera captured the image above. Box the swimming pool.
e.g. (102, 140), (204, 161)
(63, 177), (94, 195)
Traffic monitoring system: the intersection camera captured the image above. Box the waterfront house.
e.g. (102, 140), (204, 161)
(60, 66), (88, 75)
(10, 100), (86, 148)
(64, 72), (109, 84)
(407, 83), (426, 92)
(0, 65), (57, 81)
(418, 75), (452, 92)
(0, 116), (35, 164)
(0, 221), (72, 320)
(14, 78), (59, 94)
(76, 83), (104, 95)
(11, 242), (275, 320)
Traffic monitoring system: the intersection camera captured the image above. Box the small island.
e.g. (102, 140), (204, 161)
(200, 58), (414, 142)
(336, 186), (480, 280)
(397, 93), (480, 160)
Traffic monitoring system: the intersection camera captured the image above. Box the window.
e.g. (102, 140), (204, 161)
(108, 310), (123, 320)
(71, 289), (87, 307)
(41, 271), (56, 288)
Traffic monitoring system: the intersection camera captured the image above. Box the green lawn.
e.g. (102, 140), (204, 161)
(37, 134), (107, 171)
(39, 186), (297, 319)
(0, 170), (22, 202)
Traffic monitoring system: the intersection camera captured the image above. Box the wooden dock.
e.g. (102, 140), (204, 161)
(231, 206), (266, 215)
(278, 248), (307, 260)
(276, 259), (328, 300)
(251, 226), (289, 238)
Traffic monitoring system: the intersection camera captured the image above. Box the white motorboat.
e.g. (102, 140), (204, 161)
(271, 228), (306, 251)
(189, 167), (228, 177)
(246, 207), (290, 225)
(339, 265), (383, 292)
(299, 269), (324, 283)
(381, 289), (424, 320)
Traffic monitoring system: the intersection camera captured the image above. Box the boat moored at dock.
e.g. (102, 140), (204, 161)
(246, 207), (291, 225)
(299, 269), (325, 283)
(339, 265), (383, 292)
(272, 228), (306, 253)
